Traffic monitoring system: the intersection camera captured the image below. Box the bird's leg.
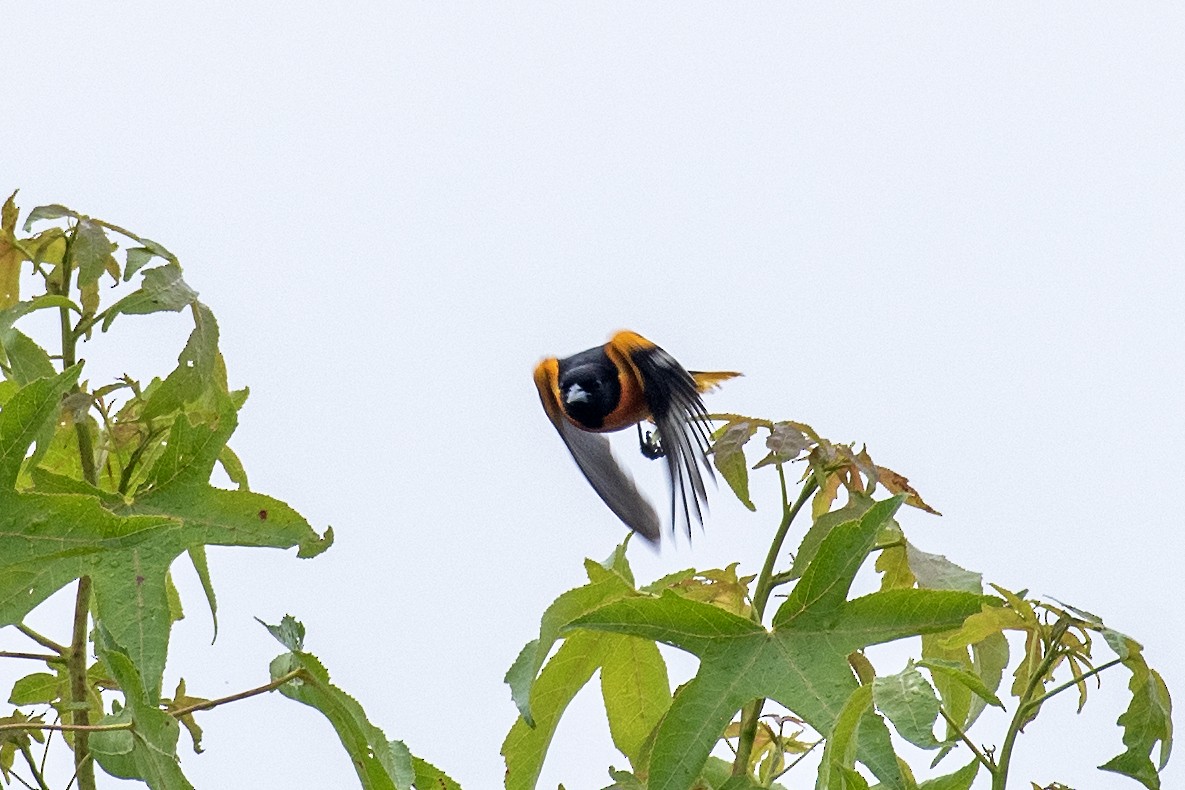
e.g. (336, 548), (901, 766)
(637, 422), (666, 460)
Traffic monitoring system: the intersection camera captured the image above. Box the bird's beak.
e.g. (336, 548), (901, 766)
(564, 384), (590, 405)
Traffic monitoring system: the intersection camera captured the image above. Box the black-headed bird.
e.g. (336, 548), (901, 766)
(534, 331), (739, 543)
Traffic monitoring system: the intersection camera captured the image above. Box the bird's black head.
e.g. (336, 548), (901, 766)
(557, 355), (621, 430)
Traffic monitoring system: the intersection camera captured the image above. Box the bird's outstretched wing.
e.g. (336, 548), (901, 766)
(533, 358), (661, 542)
(606, 331), (714, 538)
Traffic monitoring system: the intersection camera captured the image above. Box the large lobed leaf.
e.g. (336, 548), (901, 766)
(0, 368), (332, 703)
(573, 498), (986, 790)
(503, 550), (677, 787)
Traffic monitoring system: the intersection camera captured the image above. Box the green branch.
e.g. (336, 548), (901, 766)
(170, 669), (305, 718)
(19, 743), (51, 790)
(732, 468), (818, 777)
(991, 619), (1070, 790)
(14, 625), (66, 655)
(0, 651), (64, 663)
(938, 706), (994, 774)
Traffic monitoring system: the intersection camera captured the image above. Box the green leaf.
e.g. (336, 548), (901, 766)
(102, 263), (199, 330)
(0, 295), (79, 336)
(217, 445), (249, 490)
(0, 191), (21, 309)
(166, 678), (206, 754)
(712, 420), (758, 510)
(70, 218), (116, 288)
(187, 545), (218, 639)
(505, 568), (636, 726)
(600, 634), (671, 767)
(969, 631), (1008, 719)
(786, 491), (875, 581)
(696, 757), (791, 789)
(872, 663), (942, 749)
(775, 497), (904, 629)
(573, 497), (985, 790)
(123, 248), (159, 281)
(905, 544), (982, 593)
(412, 756), (462, 790)
(387, 740), (416, 789)
(139, 303), (221, 422)
(90, 707), (139, 781)
(138, 238), (178, 265)
(915, 759), (979, 790)
(597, 538), (635, 588)
(753, 421), (812, 468)
(1099, 656), (1172, 789)
(269, 648), (436, 790)
(917, 659), (1003, 710)
(21, 204), (78, 232)
(0, 385), (330, 704)
(817, 684), (874, 790)
(503, 630), (604, 790)
(258, 615), (306, 652)
(0, 367), (79, 487)
(93, 628), (193, 789)
(0, 328), (56, 384)
(8, 672), (59, 705)
(603, 767), (647, 789)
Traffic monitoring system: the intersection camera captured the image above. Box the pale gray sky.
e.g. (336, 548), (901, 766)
(3, 3), (1183, 788)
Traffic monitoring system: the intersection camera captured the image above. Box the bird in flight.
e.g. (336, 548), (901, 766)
(534, 330), (739, 543)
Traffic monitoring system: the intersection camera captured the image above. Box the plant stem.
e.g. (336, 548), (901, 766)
(1027, 656), (1125, 709)
(18, 744), (51, 790)
(14, 625), (66, 655)
(56, 222), (98, 790)
(0, 670), (306, 737)
(751, 472), (818, 619)
(67, 577), (96, 790)
(938, 707), (994, 773)
(991, 626), (1066, 790)
(169, 669), (305, 718)
(0, 651), (64, 663)
(731, 703), (764, 776)
(732, 468), (818, 777)
(0, 721), (132, 734)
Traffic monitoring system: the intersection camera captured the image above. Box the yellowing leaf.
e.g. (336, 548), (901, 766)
(876, 465), (941, 515)
(671, 563), (754, 617)
(939, 604), (1029, 650)
(0, 191), (21, 309)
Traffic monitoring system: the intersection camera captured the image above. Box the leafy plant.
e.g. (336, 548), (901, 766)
(502, 418), (1173, 789)
(0, 192), (1171, 790)
(0, 193), (455, 790)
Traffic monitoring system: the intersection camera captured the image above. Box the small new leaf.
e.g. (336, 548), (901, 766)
(8, 672), (59, 705)
(102, 263), (199, 330)
(21, 204), (78, 232)
(70, 218), (116, 288)
(753, 421), (813, 468)
(258, 615), (306, 652)
(712, 419), (758, 510)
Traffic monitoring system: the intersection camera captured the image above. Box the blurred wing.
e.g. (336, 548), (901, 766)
(615, 336), (714, 538)
(534, 359), (661, 543)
